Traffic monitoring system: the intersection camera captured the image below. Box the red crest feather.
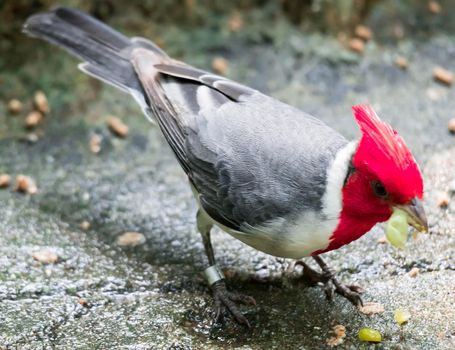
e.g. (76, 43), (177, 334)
(352, 104), (423, 203)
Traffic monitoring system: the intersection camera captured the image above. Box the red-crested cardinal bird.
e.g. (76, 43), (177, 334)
(24, 7), (428, 327)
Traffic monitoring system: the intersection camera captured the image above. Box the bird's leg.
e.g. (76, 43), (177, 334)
(197, 210), (256, 327)
(312, 255), (363, 307)
(295, 256), (363, 306)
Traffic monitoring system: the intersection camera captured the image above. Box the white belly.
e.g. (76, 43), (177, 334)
(219, 212), (339, 259)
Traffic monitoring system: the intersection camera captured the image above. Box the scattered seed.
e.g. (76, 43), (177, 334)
(437, 192), (450, 208)
(14, 174), (38, 194)
(428, 0), (441, 14)
(448, 118), (455, 134)
(89, 134), (102, 154)
(34, 91), (50, 114)
(377, 236), (387, 244)
(395, 56), (408, 69)
(25, 111), (43, 128)
(212, 57), (229, 75)
(394, 308), (411, 325)
(107, 116), (129, 138)
(116, 232), (146, 247)
(408, 267), (419, 277)
(358, 302), (385, 315)
(354, 25), (373, 41)
(433, 66), (454, 86)
(0, 174), (11, 188)
(358, 328), (382, 343)
(326, 324), (346, 347)
(32, 249), (58, 264)
(78, 298), (89, 306)
(8, 99), (22, 114)
(80, 221), (91, 230)
(228, 12), (243, 32)
(348, 38), (365, 54)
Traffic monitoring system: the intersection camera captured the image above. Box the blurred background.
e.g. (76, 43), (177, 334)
(1, 1), (454, 349)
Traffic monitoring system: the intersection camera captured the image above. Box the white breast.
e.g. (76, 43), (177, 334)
(222, 141), (358, 259)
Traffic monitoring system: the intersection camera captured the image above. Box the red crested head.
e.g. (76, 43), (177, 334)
(315, 104), (427, 255)
(351, 104), (423, 203)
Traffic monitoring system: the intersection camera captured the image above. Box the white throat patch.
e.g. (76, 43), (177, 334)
(322, 140), (358, 221)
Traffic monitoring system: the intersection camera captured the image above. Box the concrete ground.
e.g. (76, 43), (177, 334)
(0, 2), (454, 349)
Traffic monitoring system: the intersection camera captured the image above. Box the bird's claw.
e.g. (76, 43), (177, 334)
(333, 283), (364, 307)
(211, 280), (256, 327)
(295, 260), (364, 307)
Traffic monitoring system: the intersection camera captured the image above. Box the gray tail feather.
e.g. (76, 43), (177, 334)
(23, 6), (167, 97)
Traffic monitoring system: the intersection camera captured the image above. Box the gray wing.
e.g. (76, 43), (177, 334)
(132, 50), (348, 231)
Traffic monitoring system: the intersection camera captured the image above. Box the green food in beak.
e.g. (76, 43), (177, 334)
(386, 198), (428, 249)
(386, 208), (408, 249)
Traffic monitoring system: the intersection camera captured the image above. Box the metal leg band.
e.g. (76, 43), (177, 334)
(204, 265), (224, 285)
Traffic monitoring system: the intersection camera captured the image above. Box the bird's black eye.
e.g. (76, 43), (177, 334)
(372, 181), (388, 198)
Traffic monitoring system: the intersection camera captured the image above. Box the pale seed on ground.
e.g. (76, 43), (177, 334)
(428, 0), (441, 14)
(14, 175), (38, 194)
(0, 174), (11, 188)
(107, 116), (129, 138)
(116, 232), (146, 247)
(355, 25), (373, 41)
(8, 99), (22, 114)
(447, 118), (455, 134)
(348, 38), (365, 53)
(89, 134), (102, 154)
(433, 66), (453, 86)
(212, 57), (229, 75)
(395, 56), (408, 69)
(437, 192), (450, 208)
(34, 91), (50, 114)
(32, 249), (58, 264)
(25, 111), (43, 128)
(408, 267), (419, 277)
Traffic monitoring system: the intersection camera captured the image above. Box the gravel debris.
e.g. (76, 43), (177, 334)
(358, 302), (385, 315)
(326, 324), (346, 347)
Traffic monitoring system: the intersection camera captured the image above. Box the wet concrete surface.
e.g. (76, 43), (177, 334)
(1, 7), (455, 350)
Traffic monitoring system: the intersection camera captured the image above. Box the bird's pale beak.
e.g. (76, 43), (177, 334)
(394, 198), (428, 233)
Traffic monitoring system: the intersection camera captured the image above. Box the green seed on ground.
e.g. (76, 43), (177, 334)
(394, 308), (411, 325)
(358, 328), (382, 342)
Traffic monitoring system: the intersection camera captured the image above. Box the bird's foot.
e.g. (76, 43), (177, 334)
(211, 280), (256, 327)
(295, 260), (363, 307)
